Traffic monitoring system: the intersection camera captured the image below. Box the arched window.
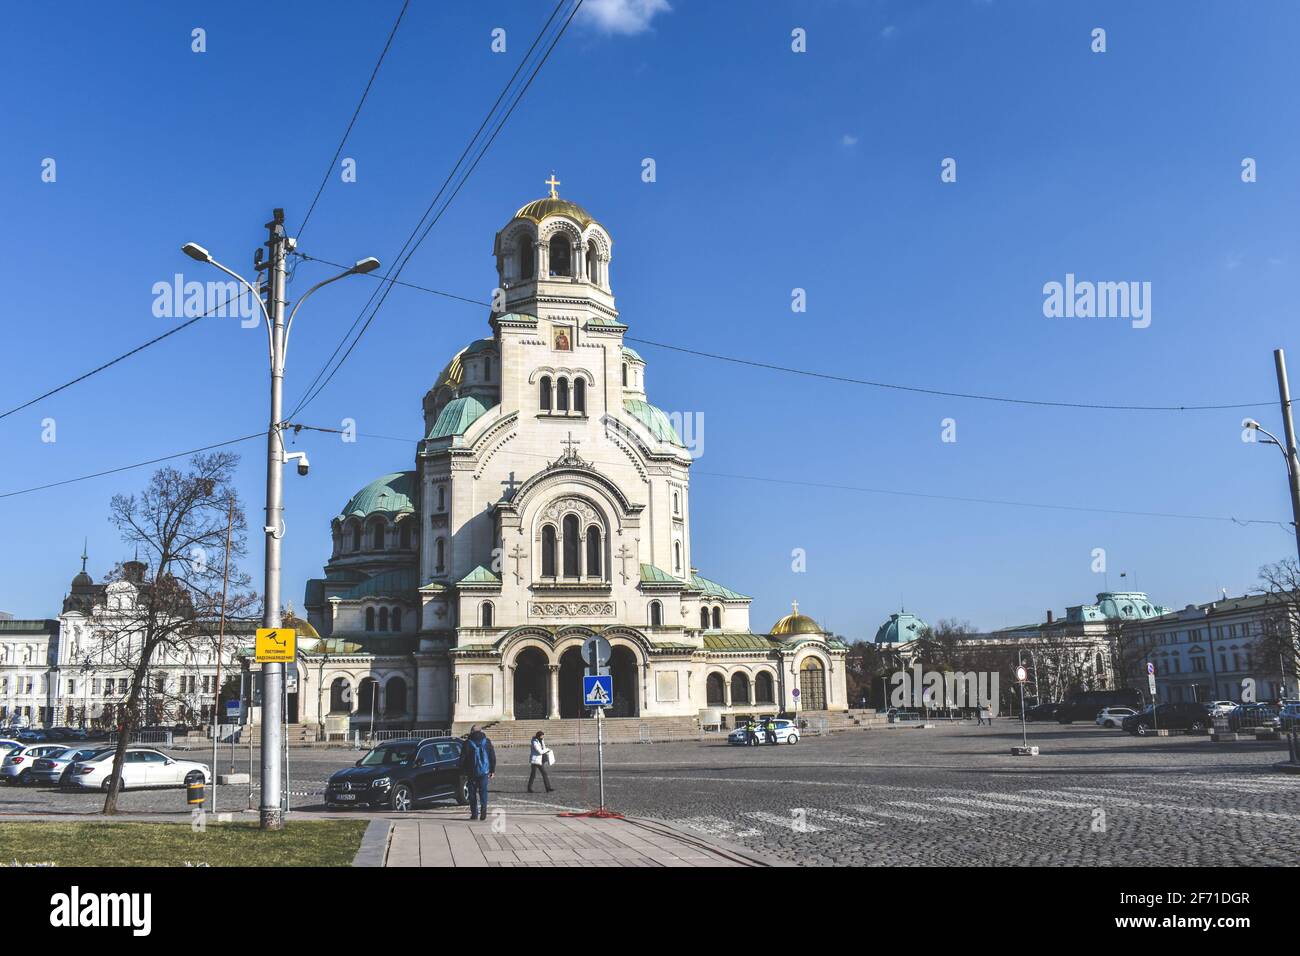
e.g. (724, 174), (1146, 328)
(585, 527), (601, 578)
(351, 525), (362, 552)
(357, 678), (377, 716)
(392, 607), (402, 631)
(706, 673), (726, 705)
(573, 378), (586, 414)
(712, 607), (722, 630)
(371, 522), (385, 550)
(484, 358), (491, 381)
(518, 235), (534, 280)
(435, 538), (445, 572)
(649, 601), (662, 628)
(586, 241), (597, 284)
(557, 377), (570, 412)
(329, 679), (351, 714)
(622, 363), (628, 387)
(755, 671), (775, 704)
(673, 491), (680, 515)
(540, 376), (552, 411)
(548, 234), (572, 277)
(541, 526), (557, 577)
(700, 607), (710, 629)
(731, 672), (751, 705)
(378, 607), (389, 631)
(385, 678), (407, 716)
(399, 523), (411, 550)
(438, 486), (446, 510)
(481, 602), (494, 627)
(365, 608), (375, 632)
(562, 514), (580, 577)
(674, 541), (682, 574)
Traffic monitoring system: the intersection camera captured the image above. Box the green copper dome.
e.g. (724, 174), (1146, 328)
(623, 399), (684, 447)
(427, 395), (492, 440)
(875, 611), (928, 645)
(339, 472), (416, 519)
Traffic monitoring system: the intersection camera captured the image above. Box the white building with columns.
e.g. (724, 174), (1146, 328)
(290, 183), (848, 734)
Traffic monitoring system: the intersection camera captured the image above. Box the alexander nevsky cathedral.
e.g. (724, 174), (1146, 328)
(291, 181), (847, 733)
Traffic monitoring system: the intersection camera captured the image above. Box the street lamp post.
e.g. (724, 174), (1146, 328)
(183, 218), (378, 830)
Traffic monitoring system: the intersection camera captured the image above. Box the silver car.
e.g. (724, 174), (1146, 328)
(29, 746), (110, 786)
(0, 744), (68, 785)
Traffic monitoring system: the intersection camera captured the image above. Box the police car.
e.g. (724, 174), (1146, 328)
(727, 718), (799, 745)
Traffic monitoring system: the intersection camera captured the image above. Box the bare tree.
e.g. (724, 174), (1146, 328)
(1254, 558), (1300, 698)
(94, 453), (254, 814)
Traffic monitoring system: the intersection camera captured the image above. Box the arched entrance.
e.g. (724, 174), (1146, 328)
(558, 647), (586, 719)
(608, 645), (639, 718)
(799, 658), (827, 711)
(513, 647), (549, 719)
(706, 672), (725, 706)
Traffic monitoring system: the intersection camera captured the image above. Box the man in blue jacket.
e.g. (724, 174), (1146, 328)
(460, 726), (497, 821)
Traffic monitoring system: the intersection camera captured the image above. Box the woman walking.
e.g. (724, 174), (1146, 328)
(527, 730), (555, 793)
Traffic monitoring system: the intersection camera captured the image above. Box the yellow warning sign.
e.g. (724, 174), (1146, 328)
(255, 628), (296, 663)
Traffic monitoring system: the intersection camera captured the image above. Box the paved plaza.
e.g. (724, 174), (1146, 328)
(2, 722), (1296, 866)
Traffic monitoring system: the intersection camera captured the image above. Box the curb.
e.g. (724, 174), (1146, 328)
(352, 819), (392, 867)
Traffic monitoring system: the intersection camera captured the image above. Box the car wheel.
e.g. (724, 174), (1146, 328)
(786, 734), (798, 744)
(1189, 721), (1204, 732)
(1136, 725), (1149, 736)
(18, 769), (34, 786)
(454, 776), (469, 806)
(390, 784), (413, 812)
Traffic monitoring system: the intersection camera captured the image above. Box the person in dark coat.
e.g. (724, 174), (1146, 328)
(459, 725), (496, 820)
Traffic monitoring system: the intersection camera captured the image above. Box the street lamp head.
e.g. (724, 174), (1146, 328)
(181, 242), (212, 263)
(1243, 419), (1262, 431)
(351, 257), (381, 275)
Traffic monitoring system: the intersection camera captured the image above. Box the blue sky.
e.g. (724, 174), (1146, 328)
(2, 0), (1299, 638)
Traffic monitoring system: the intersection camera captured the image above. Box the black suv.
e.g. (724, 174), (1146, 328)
(1121, 702), (1212, 735)
(325, 737), (468, 811)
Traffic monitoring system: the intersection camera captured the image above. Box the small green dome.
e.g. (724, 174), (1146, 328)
(427, 395), (492, 440)
(621, 346), (645, 364)
(875, 611), (928, 644)
(623, 399), (683, 447)
(339, 472), (416, 519)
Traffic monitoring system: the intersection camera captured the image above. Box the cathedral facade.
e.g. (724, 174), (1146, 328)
(298, 186), (847, 732)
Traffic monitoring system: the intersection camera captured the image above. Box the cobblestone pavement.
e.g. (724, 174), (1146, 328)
(1, 723), (1295, 866)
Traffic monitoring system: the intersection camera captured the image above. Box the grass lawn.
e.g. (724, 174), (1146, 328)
(0, 819), (370, 867)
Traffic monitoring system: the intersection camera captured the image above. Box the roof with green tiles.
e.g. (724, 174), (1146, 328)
(621, 346), (644, 363)
(340, 568), (419, 601)
(690, 572), (750, 601)
(623, 399), (684, 446)
(703, 633), (778, 652)
(427, 395), (493, 440)
(458, 565), (502, 586)
(339, 472), (416, 519)
(640, 563), (682, 586)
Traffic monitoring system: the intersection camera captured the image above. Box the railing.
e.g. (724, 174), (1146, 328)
(798, 717), (830, 736)
(106, 729), (174, 747)
(351, 727), (451, 748)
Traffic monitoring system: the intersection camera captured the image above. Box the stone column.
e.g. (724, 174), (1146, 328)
(503, 664), (514, 719)
(547, 665), (560, 719)
(537, 240), (547, 277)
(574, 238), (586, 281)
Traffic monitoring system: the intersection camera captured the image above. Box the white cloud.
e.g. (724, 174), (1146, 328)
(842, 134), (859, 147)
(881, 24), (897, 38)
(579, 0), (672, 36)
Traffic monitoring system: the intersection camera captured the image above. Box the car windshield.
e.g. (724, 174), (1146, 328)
(358, 745), (415, 767)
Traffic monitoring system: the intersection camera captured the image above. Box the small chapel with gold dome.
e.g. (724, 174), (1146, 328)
(289, 181), (847, 733)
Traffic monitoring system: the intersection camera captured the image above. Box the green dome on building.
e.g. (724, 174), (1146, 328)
(338, 472), (417, 519)
(623, 399), (683, 446)
(427, 395), (492, 440)
(875, 611), (928, 645)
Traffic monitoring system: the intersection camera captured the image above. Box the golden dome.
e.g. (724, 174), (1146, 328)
(512, 197), (596, 229)
(770, 601), (823, 638)
(282, 609), (320, 641)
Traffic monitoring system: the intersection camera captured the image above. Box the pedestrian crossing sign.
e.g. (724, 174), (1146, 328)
(583, 674), (613, 709)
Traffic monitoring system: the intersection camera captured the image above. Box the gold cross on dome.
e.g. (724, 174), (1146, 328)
(546, 173), (561, 199)
(792, 600), (799, 615)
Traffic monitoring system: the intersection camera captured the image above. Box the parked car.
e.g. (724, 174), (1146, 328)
(1024, 703), (1060, 722)
(728, 718), (800, 745)
(1279, 703), (1300, 731)
(325, 737), (468, 811)
(67, 748), (210, 791)
(1, 744), (70, 784)
(1206, 700), (1238, 717)
(1057, 689), (1145, 724)
(1226, 702), (1281, 731)
(1095, 707), (1138, 728)
(30, 746), (110, 786)
(1122, 702), (1212, 735)
(0, 739), (22, 755)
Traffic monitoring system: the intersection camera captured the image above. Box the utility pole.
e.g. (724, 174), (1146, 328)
(260, 210), (288, 831)
(210, 495), (234, 815)
(1274, 349), (1300, 565)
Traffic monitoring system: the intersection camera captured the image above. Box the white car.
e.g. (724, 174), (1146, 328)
(67, 748), (211, 791)
(30, 746), (111, 786)
(728, 718), (800, 745)
(0, 744), (69, 785)
(1095, 707), (1137, 728)
(1207, 700), (1237, 716)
